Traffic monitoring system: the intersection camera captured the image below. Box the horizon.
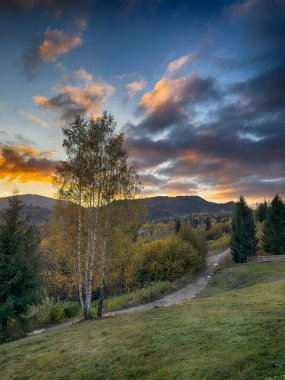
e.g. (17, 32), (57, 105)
(1, 1), (284, 203)
(0, 192), (276, 208)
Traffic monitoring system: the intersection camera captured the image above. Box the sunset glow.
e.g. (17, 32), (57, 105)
(0, 0), (284, 203)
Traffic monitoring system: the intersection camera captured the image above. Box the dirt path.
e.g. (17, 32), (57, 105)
(105, 249), (230, 316)
(29, 249), (229, 335)
(28, 318), (83, 336)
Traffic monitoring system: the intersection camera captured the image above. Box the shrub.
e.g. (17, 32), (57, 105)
(25, 297), (65, 330)
(49, 303), (64, 323)
(94, 281), (172, 312)
(142, 235), (204, 282)
(206, 223), (231, 241)
(178, 225), (208, 258)
(208, 233), (230, 253)
(63, 302), (81, 319)
(212, 252), (234, 273)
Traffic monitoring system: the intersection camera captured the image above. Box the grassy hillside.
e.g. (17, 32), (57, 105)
(1, 262), (284, 380)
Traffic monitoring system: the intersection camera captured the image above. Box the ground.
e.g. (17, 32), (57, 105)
(1, 261), (284, 380)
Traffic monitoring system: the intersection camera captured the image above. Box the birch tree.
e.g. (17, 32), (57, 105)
(54, 112), (141, 319)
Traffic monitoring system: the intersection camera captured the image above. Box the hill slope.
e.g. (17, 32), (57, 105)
(0, 194), (57, 210)
(1, 262), (284, 380)
(143, 195), (234, 220)
(0, 194), (235, 223)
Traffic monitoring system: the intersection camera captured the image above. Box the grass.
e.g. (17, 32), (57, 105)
(201, 261), (285, 297)
(1, 262), (284, 379)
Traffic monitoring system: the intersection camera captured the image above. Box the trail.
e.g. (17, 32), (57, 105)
(105, 249), (229, 316)
(29, 249), (229, 335)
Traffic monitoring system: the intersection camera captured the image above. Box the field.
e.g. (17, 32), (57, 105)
(1, 261), (284, 380)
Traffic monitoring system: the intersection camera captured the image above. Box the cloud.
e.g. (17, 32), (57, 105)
(165, 55), (189, 76)
(126, 80), (146, 98)
(33, 70), (115, 120)
(74, 68), (93, 83)
(133, 74), (219, 134)
(0, 144), (58, 183)
(18, 111), (48, 128)
(22, 22), (86, 79)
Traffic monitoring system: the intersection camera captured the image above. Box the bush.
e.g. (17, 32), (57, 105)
(25, 297), (65, 330)
(63, 302), (81, 319)
(208, 233), (230, 253)
(93, 281), (172, 312)
(178, 225), (208, 257)
(212, 252), (234, 273)
(142, 235), (204, 282)
(206, 223), (230, 241)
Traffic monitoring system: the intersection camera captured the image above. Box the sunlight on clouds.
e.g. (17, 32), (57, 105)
(126, 80), (146, 98)
(33, 70), (115, 120)
(166, 55), (189, 76)
(0, 145), (57, 183)
(18, 111), (48, 129)
(37, 27), (82, 62)
(140, 76), (192, 114)
(75, 68), (93, 83)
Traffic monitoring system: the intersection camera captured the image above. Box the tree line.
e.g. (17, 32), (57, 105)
(230, 194), (285, 263)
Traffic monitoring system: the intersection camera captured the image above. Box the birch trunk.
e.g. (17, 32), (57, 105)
(97, 204), (110, 318)
(85, 190), (101, 319)
(76, 185), (85, 314)
(97, 236), (108, 318)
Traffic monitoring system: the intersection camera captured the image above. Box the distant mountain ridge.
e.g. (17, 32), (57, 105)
(0, 194), (57, 210)
(0, 194), (235, 223)
(143, 196), (235, 220)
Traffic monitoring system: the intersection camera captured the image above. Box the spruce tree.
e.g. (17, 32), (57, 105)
(256, 201), (268, 222)
(230, 196), (257, 263)
(205, 216), (212, 231)
(0, 195), (39, 336)
(262, 194), (285, 254)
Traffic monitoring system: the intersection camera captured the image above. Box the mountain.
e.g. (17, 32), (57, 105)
(0, 194), (57, 226)
(0, 194), (235, 224)
(0, 194), (57, 210)
(143, 196), (235, 220)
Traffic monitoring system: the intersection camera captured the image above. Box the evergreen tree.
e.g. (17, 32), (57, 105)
(256, 201), (268, 222)
(230, 196), (257, 263)
(205, 216), (212, 231)
(0, 195), (39, 336)
(175, 218), (181, 234)
(262, 194), (285, 254)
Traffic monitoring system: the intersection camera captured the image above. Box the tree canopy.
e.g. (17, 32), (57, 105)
(262, 194), (285, 255)
(230, 196), (257, 263)
(0, 195), (39, 338)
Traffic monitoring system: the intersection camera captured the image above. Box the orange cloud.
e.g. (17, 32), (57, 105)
(22, 21), (87, 79)
(36, 27), (82, 62)
(166, 55), (189, 75)
(75, 68), (93, 82)
(140, 76), (192, 114)
(0, 145), (57, 183)
(126, 80), (146, 98)
(33, 71), (115, 119)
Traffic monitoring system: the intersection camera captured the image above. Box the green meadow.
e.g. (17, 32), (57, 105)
(1, 261), (284, 380)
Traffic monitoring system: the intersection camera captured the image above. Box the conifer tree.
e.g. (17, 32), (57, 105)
(230, 196), (257, 263)
(262, 194), (285, 254)
(0, 195), (39, 336)
(256, 201), (268, 222)
(205, 216), (211, 231)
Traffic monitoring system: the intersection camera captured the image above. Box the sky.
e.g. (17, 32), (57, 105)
(0, 0), (284, 203)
